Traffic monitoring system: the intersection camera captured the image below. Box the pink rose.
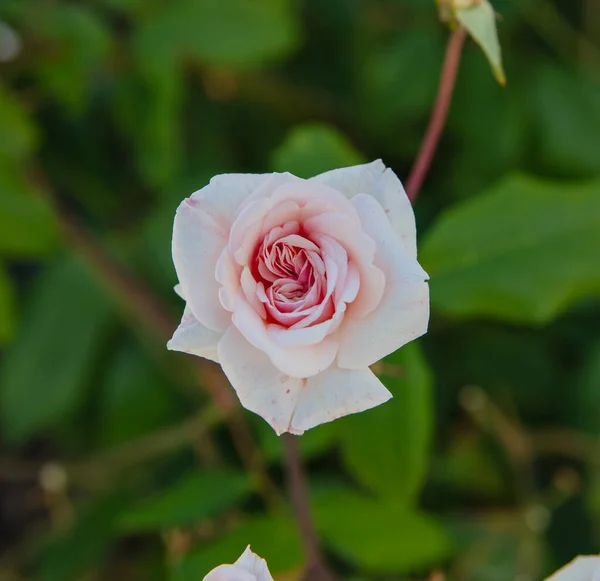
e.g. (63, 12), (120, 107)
(203, 546), (273, 581)
(168, 160), (429, 434)
(546, 557), (600, 581)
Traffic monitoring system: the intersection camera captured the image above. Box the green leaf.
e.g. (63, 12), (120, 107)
(270, 123), (365, 178)
(315, 489), (452, 573)
(339, 343), (433, 503)
(117, 470), (252, 532)
(133, 0), (299, 76)
(0, 263), (16, 343)
(0, 159), (59, 257)
(32, 4), (111, 111)
(35, 495), (126, 581)
(112, 71), (182, 187)
(96, 342), (180, 448)
(455, 0), (506, 86)
(571, 341), (600, 437)
(171, 514), (302, 580)
(530, 66), (600, 177)
(0, 83), (37, 160)
(0, 256), (113, 443)
(420, 174), (600, 324)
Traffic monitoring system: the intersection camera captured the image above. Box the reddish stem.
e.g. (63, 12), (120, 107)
(282, 434), (337, 581)
(406, 27), (467, 202)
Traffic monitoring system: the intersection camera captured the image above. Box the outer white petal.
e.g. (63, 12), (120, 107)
(192, 173), (274, 224)
(290, 367), (392, 434)
(203, 564), (255, 581)
(234, 546), (274, 581)
(233, 295), (338, 378)
(172, 198), (231, 332)
(167, 305), (220, 363)
(310, 160), (417, 258)
(337, 194), (429, 369)
(218, 326), (303, 435)
(546, 557), (600, 581)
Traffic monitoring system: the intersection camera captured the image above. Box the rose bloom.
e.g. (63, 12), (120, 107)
(546, 557), (600, 581)
(203, 546), (273, 581)
(168, 160), (429, 434)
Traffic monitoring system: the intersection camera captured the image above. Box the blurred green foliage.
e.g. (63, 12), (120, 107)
(0, 0), (599, 580)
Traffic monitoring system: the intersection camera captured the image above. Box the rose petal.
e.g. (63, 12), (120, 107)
(167, 306), (221, 363)
(218, 326), (302, 435)
(337, 194), (429, 369)
(546, 557), (600, 581)
(289, 367), (392, 434)
(310, 160), (418, 258)
(234, 546), (274, 581)
(172, 198), (231, 332)
(304, 212), (385, 318)
(204, 565), (255, 581)
(192, 173), (274, 225)
(233, 294), (338, 378)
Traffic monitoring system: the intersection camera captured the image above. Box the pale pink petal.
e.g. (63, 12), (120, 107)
(240, 268), (267, 319)
(546, 557), (600, 581)
(337, 194), (429, 369)
(310, 160), (418, 258)
(191, 173), (273, 226)
(172, 199), (231, 332)
(289, 367), (392, 434)
(217, 327), (302, 435)
(233, 295), (338, 378)
(203, 565), (255, 581)
(215, 248), (241, 313)
(304, 212), (385, 318)
(173, 284), (185, 299)
(234, 546), (274, 581)
(167, 306), (220, 363)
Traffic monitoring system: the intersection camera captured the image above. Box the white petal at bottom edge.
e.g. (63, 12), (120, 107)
(546, 557), (600, 581)
(218, 327), (303, 435)
(203, 564), (255, 581)
(234, 546), (274, 581)
(289, 366), (392, 434)
(167, 306), (221, 363)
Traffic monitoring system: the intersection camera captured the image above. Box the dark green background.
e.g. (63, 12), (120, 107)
(0, 0), (599, 579)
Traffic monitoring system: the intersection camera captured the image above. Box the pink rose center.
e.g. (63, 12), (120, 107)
(251, 220), (334, 328)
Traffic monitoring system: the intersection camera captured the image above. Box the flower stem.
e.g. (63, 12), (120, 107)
(282, 434), (337, 581)
(406, 27), (467, 202)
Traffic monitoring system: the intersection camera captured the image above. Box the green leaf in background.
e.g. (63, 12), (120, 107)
(421, 174), (600, 324)
(117, 470), (252, 532)
(270, 123), (365, 178)
(315, 488), (451, 574)
(35, 494), (126, 581)
(454, 0), (506, 86)
(30, 4), (110, 111)
(0, 159), (59, 257)
(0, 263), (16, 343)
(531, 66), (600, 177)
(97, 342), (180, 448)
(0, 83), (36, 161)
(133, 0), (299, 76)
(339, 343), (433, 503)
(112, 71), (183, 188)
(434, 432), (506, 498)
(171, 514), (302, 580)
(571, 341), (600, 437)
(0, 256), (113, 443)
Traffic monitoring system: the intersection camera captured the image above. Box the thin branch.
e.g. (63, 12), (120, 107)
(282, 434), (337, 581)
(406, 27), (467, 202)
